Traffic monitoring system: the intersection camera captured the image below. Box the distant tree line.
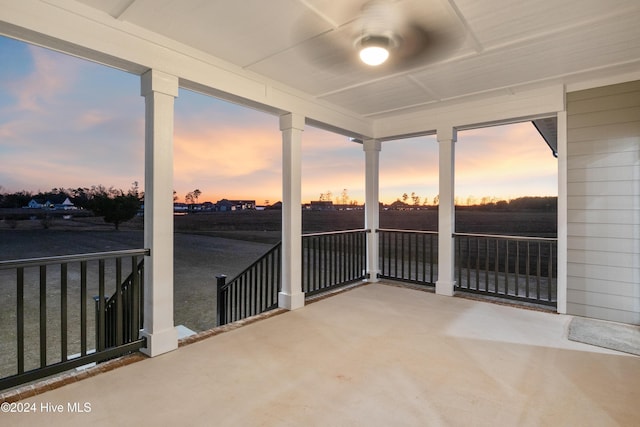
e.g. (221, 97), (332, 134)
(314, 188), (556, 211)
(457, 196), (557, 211)
(386, 194), (556, 211)
(0, 183), (142, 230)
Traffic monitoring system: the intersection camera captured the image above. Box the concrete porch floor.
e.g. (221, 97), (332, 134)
(6, 282), (640, 426)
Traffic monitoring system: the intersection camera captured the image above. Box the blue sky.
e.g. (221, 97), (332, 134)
(0, 36), (557, 204)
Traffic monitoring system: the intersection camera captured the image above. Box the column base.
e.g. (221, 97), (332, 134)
(435, 280), (456, 296)
(278, 291), (305, 310)
(140, 327), (178, 357)
(367, 272), (380, 283)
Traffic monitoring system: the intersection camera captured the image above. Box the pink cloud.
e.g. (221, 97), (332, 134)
(7, 46), (78, 113)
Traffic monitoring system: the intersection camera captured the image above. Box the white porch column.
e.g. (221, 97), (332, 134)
(556, 111), (568, 314)
(436, 127), (457, 296)
(279, 113), (305, 310)
(363, 138), (381, 282)
(140, 69), (179, 356)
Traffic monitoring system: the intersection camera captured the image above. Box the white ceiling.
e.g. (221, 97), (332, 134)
(71, 0), (640, 122)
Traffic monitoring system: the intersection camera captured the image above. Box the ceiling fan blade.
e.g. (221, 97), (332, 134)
(392, 23), (466, 68)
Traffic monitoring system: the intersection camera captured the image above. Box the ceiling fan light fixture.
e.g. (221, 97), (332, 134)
(358, 35), (392, 66)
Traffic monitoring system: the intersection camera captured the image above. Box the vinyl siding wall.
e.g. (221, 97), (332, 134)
(566, 80), (640, 324)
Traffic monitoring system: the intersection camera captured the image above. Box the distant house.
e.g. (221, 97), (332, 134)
(25, 196), (76, 210)
(216, 199), (256, 211)
(333, 203), (363, 211)
(387, 200), (411, 211)
(54, 197), (76, 210)
(201, 201), (215, 211)
(173, 203), (188, 213)
(26, 199), (44, 209)
(309, 201), (334, 211)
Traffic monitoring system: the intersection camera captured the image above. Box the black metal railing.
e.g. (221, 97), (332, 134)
(378, 229), (438, 286)
(216, 230), (368, 326)
(0, 249), (148, 390)
(302, 229), (367, 295)
(95, 257), (145, 351)
(216, 243), (281, 326)
(454, 233), (557, 306)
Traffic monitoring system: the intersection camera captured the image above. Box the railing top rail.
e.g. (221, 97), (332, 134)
(453, 232), (557, 242)
(302, 229), (368, 238)
(377, 228), (438, 235)
(0, 248), (150, 270)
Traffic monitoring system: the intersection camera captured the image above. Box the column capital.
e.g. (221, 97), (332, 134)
(279, 112), (305, 131)
(141, 69), (179, 98)
(437, 127), (457, 143)
(363, 138), (381, 152)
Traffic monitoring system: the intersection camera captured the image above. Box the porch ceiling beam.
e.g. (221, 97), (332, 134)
(373, 85), (566, 140)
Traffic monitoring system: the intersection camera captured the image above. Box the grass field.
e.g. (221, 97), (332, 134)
(173, 208), (556, 241)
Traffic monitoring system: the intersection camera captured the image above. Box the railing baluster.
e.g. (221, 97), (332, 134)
(429, 234), (434, 284)
(388, 231), (393, 277)
(504, 240), (509, 295)
(475, 238), (480, 290)
(420, 234), (425, 282)
(352, 233), (355, 280)
(321, 235), (327, 287)
(40, 265), (47, 368)
(61, 263), (68, 362)
(17, 267), (24, 374)
(312, 236), (317, 291)
(98, 259), (105, 351)
(216, 275), (227, 326)
(407, 233), (412, 280)
(515, 242), (520, 296)
(80, 261), (87, 356)
(466, 236), (471, 288)
(258, 259), (263, 312)
(241, 275), (246, 320)
(401, 231), (405, 280)
(494, 239), (499, 294)
(252, 264), (257, 316)
(276, 244), (281, 305)
(484, 239), (489, 292)
(526, 242), (531, 297)
(115, 257), (123, 346)
(341, 233), (346, 282)
(394, 232), (398, 277)
(303, 238), (309, 293)
(269, 248), (275, 306)
(456, 237), (462, 287)
(247, 268), (253, 317)
(131, 257), (139, 341)
(347, 233), (352, 281)
(548, 242), (554, 302)
(536, 242), (542, 300)
(413, 233), (418, 281)
(332, 234), (337, 285)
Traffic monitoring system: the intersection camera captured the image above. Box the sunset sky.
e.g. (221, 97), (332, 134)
(0, 36), (557, 205)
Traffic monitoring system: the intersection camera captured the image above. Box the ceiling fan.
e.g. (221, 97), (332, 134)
(354, 0), (464, 68)
(295, 0), (465, 73)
